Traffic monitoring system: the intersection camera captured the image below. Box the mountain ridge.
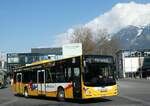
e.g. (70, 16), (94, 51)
(113, 24), (150, 49)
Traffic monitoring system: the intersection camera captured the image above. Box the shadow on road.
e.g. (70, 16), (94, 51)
(0, 86), (7, 89)
(66, 98), (112, 104)
(15, 94), (112, 104)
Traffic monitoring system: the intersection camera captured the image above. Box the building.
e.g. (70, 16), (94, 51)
(7, 44), (83, 75)
(7, 47), (63, 74)
(116, 49), (150, 78)
(0, 52), (7, 87)
(7, 53), (45, 73)
(31, 47), (62, 55)
(0, 52), (7, 71)
(31, 47), (63, 60)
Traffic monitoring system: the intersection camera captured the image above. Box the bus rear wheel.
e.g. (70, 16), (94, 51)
(57, 88), (65, 101)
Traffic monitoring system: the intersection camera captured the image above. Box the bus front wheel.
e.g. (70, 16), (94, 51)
(24, 88), (28, 98)
(57, 87), (65, 101)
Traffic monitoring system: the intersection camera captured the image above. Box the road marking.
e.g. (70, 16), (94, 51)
(0, 97), (18, 106)
(120, 95), (150, 105)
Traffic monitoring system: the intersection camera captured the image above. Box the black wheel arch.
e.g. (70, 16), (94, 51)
(57, 86), (64, 91)
(57, 86), (65, 101)
(24, 86), (28, 91)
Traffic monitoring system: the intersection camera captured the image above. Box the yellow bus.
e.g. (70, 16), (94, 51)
(12, 55), (118, 100)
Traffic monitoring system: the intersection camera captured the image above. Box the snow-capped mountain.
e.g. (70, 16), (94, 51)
(113, 25), (150, 49)
(55, 2), (150, 47)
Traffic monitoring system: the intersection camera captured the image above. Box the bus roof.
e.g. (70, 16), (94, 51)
(14, 55), (81, 71)
(14, 55), (113, 72)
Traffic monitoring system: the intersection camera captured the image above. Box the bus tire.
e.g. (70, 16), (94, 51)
(57, 87), (65, 101)
(24, 87), (28, 98)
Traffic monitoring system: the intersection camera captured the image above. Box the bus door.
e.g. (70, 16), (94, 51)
(16, 73), (22, 94)
(37, 70), (46, 95)
(72, 67), (82, 99)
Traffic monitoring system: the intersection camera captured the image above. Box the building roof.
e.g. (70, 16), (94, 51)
(31, 47), (62, 55)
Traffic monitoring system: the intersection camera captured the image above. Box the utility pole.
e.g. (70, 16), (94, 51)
(139, 52), (143, 79)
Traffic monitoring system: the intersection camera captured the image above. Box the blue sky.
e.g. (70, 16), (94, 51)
(0, 0), (149, 53)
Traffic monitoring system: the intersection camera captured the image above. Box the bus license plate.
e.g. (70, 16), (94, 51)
(101, 88), (107, 92)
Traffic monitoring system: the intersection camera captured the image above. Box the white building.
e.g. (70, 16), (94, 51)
(0, 52), (7, 87)
(0, 52), (7, 70)
(116, 50), (150, 78)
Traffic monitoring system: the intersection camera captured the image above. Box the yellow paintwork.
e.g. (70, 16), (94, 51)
(15, 83), (24, 94)
(65, 86), (73, 99)
(13, 83), (74, 98)
(28, 89), (38, 96)
(13, 82), (118, 99)
(13, 55), (118, 99)
(31, 60), (51, 66)
(82, 82), (118, 99)
(46, 91), (57, 97)
(80, 55), (118, 99)
(13, 83), (38, 96)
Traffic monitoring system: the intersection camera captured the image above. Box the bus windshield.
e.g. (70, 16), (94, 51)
(83, 62), (116, 87)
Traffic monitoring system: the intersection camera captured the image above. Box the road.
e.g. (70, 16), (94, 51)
(0, 79), (150, 106)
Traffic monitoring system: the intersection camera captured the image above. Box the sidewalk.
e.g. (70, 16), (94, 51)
(117, 78), (150, 81)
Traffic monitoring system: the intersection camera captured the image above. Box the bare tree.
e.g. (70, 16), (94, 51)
(70, 26), (122, 56)
(108, 37), (122, 57)
(70, 27), (95, 54)
(94, 29), (110, 55)
(94, 29), (122, 57)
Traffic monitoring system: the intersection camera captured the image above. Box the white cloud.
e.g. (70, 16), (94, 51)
(53, 28), (74, 47)
(54, 2), (150, 46)
(86, 2), (150, 33)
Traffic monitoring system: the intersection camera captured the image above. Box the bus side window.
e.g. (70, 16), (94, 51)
(22, 72), (30, 83)
(68, 67), (72, 82)
(13, 73), (16, 84)
(17, 74), (21, 82)
(46, 69), (52, 83)
(56, 65), (65, 83)
(39, 71), (44, 83)
(46, 67), (56, 83)
(74, 68), (80, 77)
(31, 71), (37, 83)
